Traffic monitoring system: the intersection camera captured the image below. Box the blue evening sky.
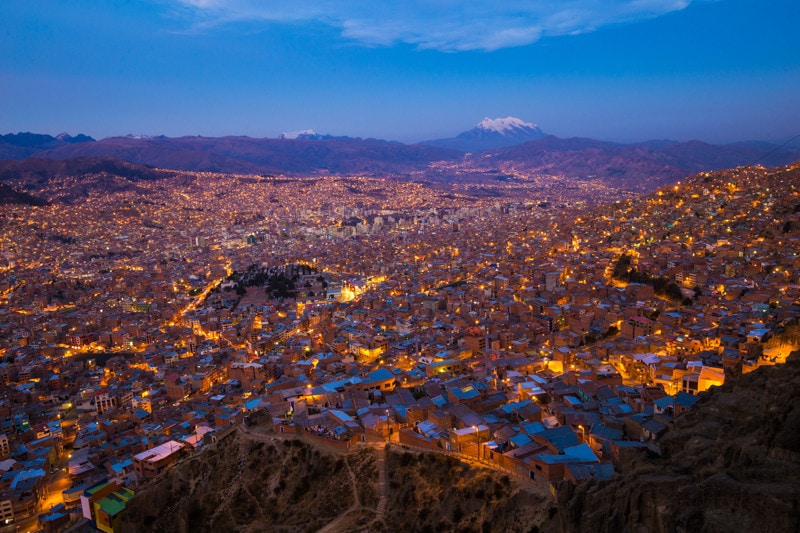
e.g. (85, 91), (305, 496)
(2, 0), (798, 144)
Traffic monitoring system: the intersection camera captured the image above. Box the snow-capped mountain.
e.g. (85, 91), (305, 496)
(421, 116), (546, 152)
(279, 130), (360, 141)
(279, 129), (317, 140)
(123, 134), (161, 140)
(55, 132), (95, 143)
(474, 117), (542, 136)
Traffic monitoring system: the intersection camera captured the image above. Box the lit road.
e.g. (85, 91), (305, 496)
(41, 464), (71, 511)
(13, 456), (72, 533)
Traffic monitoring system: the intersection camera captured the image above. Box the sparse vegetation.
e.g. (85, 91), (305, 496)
(384, 449), (553, 533)
(612, 253), (685, 302)
(119, 434), (372, 533)
(120, 432), (554, 533)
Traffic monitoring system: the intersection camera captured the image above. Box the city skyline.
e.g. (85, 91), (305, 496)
(2, 0), (799, 145)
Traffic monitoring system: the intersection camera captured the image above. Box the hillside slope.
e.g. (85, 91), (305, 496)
(120, 436), (378, 533)
(0, 182), (48, 206)
(0, 157), (176, 186)
(470, 136), (800, 190)
(119, 434), (554, 533)
(553, 353), (800, 533)
(0, 157), (183, 204)
(385, 450), (555, 532)
(119, 354), (800, 533)
(120, 352), (800, 533)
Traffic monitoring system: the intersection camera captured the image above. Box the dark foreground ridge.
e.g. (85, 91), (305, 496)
(118, 434), (555, 533)
(554, 352), (800, 533)
(119, 354), (800, 533)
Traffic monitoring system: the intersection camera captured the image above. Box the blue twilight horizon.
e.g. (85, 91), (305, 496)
(1, 0), (799, 145)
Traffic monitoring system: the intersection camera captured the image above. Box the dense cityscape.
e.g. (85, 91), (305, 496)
(0, 159), (797, 531)
(5, 0), (798, 529)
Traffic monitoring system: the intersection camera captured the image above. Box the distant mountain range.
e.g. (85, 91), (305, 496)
(0, 132), (95, 159)
(1, 120), (799, 192)
(467, 135), (800, 190)
(279, 130), (356, 141)
(0, 135), (458, 176)
(422, 116), (547, 152)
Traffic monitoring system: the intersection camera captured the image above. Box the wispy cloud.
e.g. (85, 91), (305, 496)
(169, 0), (692, 51)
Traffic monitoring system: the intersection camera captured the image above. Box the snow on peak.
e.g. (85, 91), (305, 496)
(280, 129), (316, 139)
(476, 116), (538, 134)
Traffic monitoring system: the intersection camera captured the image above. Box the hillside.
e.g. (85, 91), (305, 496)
(468, 136), (800, 191)
(384, 451), (555, 532)
(118, 351), (800, 533)
(553, 352), (800, 533)
(0, 182), (48, 206)
(0, 157), (182, 204)
(0, 157), (175, 186)
(119, 434), (554, 533)
(120, 436), (377, 533)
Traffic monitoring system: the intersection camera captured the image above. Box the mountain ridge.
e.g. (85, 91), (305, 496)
(2, 127), (799, 192)
(0, 132), (95, 159)
(465, 135), (800, 190)
(28, 135), (462, 176)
